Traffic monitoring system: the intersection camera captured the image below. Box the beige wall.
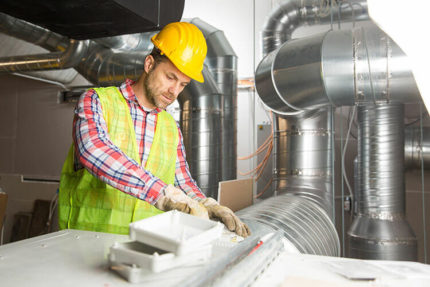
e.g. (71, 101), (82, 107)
(0, 74), (74, 243)
(0, 74), (75, 177)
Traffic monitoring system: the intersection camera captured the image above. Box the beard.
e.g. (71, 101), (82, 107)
(143, 68), (171, 110)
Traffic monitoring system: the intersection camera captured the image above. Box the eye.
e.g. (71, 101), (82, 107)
(166, 74), (175, 80)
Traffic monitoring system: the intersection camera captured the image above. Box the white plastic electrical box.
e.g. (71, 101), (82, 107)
(129, 210), (224, 255)
(109, 241), (212, 273)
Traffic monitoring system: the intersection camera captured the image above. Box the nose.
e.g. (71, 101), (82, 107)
(168, 82), (183, 97)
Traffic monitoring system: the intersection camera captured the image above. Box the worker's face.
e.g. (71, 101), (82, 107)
(143, 56), (191, 110)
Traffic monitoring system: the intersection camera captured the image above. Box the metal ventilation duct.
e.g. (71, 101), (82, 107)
(189, 18), (238, 182)
(255, 1), (421, 261)
(0, 0), (185, 39)
(255, 25), (421, 113)
(262, 0), (368, 55)
(257, 0), (369, 221)
(178, 67), (222, 198)
(237, 193), (340, 257)
(349, 104), (417, 260)
(405, 126), (430, 169)
(273, 108), (334, 218)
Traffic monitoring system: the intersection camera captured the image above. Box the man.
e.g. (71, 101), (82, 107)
(58, 22), (250, 237)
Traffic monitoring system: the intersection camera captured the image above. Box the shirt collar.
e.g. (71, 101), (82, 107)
(120, 79), (162, 114)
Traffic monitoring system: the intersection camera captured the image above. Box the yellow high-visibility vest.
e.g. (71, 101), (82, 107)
(58, 86), (179, 234)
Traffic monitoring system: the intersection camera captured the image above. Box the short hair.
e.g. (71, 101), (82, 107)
(149, 47), (169, 67)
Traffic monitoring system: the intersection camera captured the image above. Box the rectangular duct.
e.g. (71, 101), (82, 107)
(0, 0), (184, 39)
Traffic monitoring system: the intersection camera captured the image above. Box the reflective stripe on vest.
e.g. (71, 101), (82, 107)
(58, 86), (179, 234)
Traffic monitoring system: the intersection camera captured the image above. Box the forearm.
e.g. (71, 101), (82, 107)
(174, 126), (206, 201)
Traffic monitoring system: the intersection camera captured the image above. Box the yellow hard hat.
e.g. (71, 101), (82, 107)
(151, 22), (207, 83)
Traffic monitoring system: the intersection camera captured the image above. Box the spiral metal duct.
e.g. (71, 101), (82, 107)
(348, 104), (417, 260)
(178, 67), (222, 198)
(273, 108), (334, 217)
(237, 193), (340, 256)
(190, 18), (238, 182)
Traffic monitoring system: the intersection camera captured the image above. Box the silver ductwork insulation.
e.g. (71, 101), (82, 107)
(405, 127), (430, 169)
(178, 66), (222, 198)
(189, 18), (238, 182)
(0, 39), (89, 73)
(0, 13), (79, 83)
(237, 193), (340, 256)
(94, 32), (156, 51)
(256, 25), (421, 113)
(0, 12), (69, 51)
(273, 108), (334, 217)
(262, 0), (369, 55)
(348, 104), (417, 261)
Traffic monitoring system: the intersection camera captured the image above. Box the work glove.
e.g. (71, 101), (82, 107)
(202, 198), (251, 238)
(155, 184), (209, 219)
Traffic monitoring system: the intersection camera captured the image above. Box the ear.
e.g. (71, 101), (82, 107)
(144, 55), (155, 73)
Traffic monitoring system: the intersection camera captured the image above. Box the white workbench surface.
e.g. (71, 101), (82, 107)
(1, 229), (429, 286)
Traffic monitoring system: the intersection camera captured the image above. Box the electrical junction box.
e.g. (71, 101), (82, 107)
(109, 210), (224, 283)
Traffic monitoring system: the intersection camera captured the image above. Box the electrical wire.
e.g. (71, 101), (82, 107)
(238, 111), (274, 198)
(346, 105), (358, 139)
(340, 106), (346, 257)
(341, 105), (356, 198)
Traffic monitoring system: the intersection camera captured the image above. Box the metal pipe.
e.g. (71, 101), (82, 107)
(0, 39), (89, 73)
(258, 0), (367, 223)
(237, 193), (340, 256)
(273, 108), (334, 217)
(0, 12), (69, 51)
(262, 0), (368, 55)
(93, 32), (156, 51)
(255, 25), (421, 113)
(189, 18), (238, 181)
(348, 103), (417, 260)
(178, 66), (222, 198)
(405, 126), (430, 169)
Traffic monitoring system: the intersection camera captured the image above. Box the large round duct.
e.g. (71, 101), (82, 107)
(178, 66), (222, 198)
(348, 103), (417, 261)
(237, 193), (340, 256)
(273, 108), (334, 217)
(255, 25), (421, 113)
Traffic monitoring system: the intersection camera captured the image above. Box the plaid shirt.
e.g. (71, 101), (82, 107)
(73, 79), (205, 204)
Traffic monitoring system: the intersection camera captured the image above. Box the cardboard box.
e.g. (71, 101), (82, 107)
(0, 191), (7, 230)
(217, 178), (253, 212)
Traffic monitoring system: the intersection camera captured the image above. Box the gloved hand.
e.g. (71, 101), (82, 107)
(202, 198), (251, 237)
(155, 185), (209, 219)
